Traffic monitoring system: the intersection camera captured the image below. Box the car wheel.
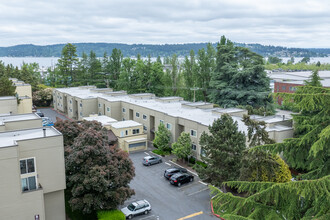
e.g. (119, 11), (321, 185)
(128, 214), (132, 219)
(178, 182), (181, 187)
(148, 163), (151, 166)
(190, 177), (193, 182)
(144, 210), (149, 215)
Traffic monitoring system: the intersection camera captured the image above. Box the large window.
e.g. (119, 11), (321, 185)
(132, 129), (140, 134)
(129, 142), (146, 148)
(20, 158), (37, 192)
(190, 129), (197, 137)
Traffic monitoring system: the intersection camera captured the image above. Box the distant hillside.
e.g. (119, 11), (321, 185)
(0, 42), (327, 58)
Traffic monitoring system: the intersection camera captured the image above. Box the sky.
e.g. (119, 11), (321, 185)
(0, 0), (329, 48)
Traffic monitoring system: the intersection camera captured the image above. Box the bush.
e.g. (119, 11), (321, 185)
(152, 149), (171, 156)
(196, 160), (207, 168)
(97, 210), (125, 220)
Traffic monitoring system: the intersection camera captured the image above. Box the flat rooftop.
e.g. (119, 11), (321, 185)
(0, 113), (40, 125)
(56, 87), (249, 133)
(83, 115), (117, 126)
(0, 127), (61, 148)
(110, 120), (142, 129)
(213, 108), (247, 113)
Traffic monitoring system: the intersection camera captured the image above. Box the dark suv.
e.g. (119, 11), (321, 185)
(142, 156), (162, 166)
(164, 167), (187, 180)
(170, 173), (194, 186)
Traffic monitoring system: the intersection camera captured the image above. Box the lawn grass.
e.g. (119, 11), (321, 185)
(97, 210), (125, 220)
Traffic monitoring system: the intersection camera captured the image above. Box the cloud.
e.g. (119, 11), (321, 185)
(0, 0), (329, 47)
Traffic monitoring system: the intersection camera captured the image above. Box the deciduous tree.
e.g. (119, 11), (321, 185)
(172, 132), (192, 160)
(153, 123), (171, 152)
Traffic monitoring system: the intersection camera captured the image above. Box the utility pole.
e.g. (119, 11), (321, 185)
(190, 87), (199, 102)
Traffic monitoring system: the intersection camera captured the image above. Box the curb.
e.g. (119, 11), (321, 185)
(210, 200), (222, 219)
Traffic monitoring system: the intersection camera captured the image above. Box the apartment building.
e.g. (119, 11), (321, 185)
(0, 78), (33, 114)
(54, 86), (293, 160)
(0, 120), (66, 220)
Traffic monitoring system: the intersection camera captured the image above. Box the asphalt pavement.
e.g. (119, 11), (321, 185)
(37, 107), (69, 122)
(122, 150), (216, 220)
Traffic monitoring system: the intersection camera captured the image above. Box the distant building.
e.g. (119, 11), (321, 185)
(54, 86), (294, 160)
(0, 78), (33, 114)
(268, 71), (330, 104)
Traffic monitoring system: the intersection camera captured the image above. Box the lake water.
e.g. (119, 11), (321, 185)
(1, 56), (330, 69)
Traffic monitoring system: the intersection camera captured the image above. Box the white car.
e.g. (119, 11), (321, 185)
(121, 200), (151, 219)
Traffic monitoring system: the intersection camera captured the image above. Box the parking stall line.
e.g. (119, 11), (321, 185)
(144, 152), (150, 155)
(187, 187), (209, 196)
(177, 211), (203, 220)
(198, 181), (208, 186)
(165, 162), (171, 166)
(138, 215), (157, 220)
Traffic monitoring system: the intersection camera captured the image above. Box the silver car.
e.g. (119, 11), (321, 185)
(121, 200), (151, 219)
(142, 156), (162, 166)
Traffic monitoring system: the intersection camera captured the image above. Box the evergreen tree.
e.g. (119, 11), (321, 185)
(209, 36), (272, 109)
(109, 48), (123, 89)
(57, 43), (78, 87)
(0, 76), (16, 96)
(195, 114), (246, 186)
(182, 50), (197, 101)
(304, 70), (322, 87)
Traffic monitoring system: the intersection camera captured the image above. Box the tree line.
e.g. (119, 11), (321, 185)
(48, 36), (273, 111)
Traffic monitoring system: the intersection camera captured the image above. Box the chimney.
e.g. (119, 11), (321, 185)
(282, 115), (285, 120)
(43, 128), (46, 137)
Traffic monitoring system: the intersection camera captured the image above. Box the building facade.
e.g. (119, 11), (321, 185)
(54, 86), (294, 160)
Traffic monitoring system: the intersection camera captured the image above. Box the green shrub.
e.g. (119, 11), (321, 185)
(196, 160), (207, 168)
(97, 210), (125, 220)
(152, 149), (171, 156)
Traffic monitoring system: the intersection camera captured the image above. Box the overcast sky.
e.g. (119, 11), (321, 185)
(0, 0), (329, 48)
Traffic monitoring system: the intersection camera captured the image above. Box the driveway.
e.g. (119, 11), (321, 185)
(37, 107), (69, 122)
(122, 151), (216, 220)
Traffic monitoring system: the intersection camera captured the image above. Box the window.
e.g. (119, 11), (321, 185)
(132, 129), (140, 134)
(166, 123), (172, 130)
(190, 129), (197, 137)
(136, 112), (140, 118)
(192, 144), (197, 151)
(120, 131), (125, 137)
(282, 86), (286, 91)
(80, 103), (82, 108)
(80, 112), (83, 116)
(129, 142), (146, 148)
(69, 100), (72, 104)
(70, 109), (72, 112)
(143, 125), (147, 131)
(20, 158), (37, 192)
(98, 112), (101, 115)
(200, 148), (206, 157)
(122, 108), (126, 113)
(125, 130), (128, 135)
(107, 107), (110, 112)
(143, 114), (147, 120)
(160, 120), (164, 124)
(123, 118), (125, 121)
(98, 103), (101, 108)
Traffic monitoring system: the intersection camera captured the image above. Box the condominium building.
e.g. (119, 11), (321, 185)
(54, 86), (293, 160)
(0, 118), (66, 220)
(0, 78), (33, 114)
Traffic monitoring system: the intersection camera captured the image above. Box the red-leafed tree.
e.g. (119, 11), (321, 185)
(55, 120), (135, 214)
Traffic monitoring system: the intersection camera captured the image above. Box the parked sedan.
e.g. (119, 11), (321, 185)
(142, 156), (162, 166)
(170, 173), (194, 187)
(121, 200), (151, 219)
(164, 167), (187, 180)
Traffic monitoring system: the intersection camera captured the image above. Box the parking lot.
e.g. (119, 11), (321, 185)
(121, 151), (216, 220)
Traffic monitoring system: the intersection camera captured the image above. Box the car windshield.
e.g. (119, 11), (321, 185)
(127, 203), (136, 211)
